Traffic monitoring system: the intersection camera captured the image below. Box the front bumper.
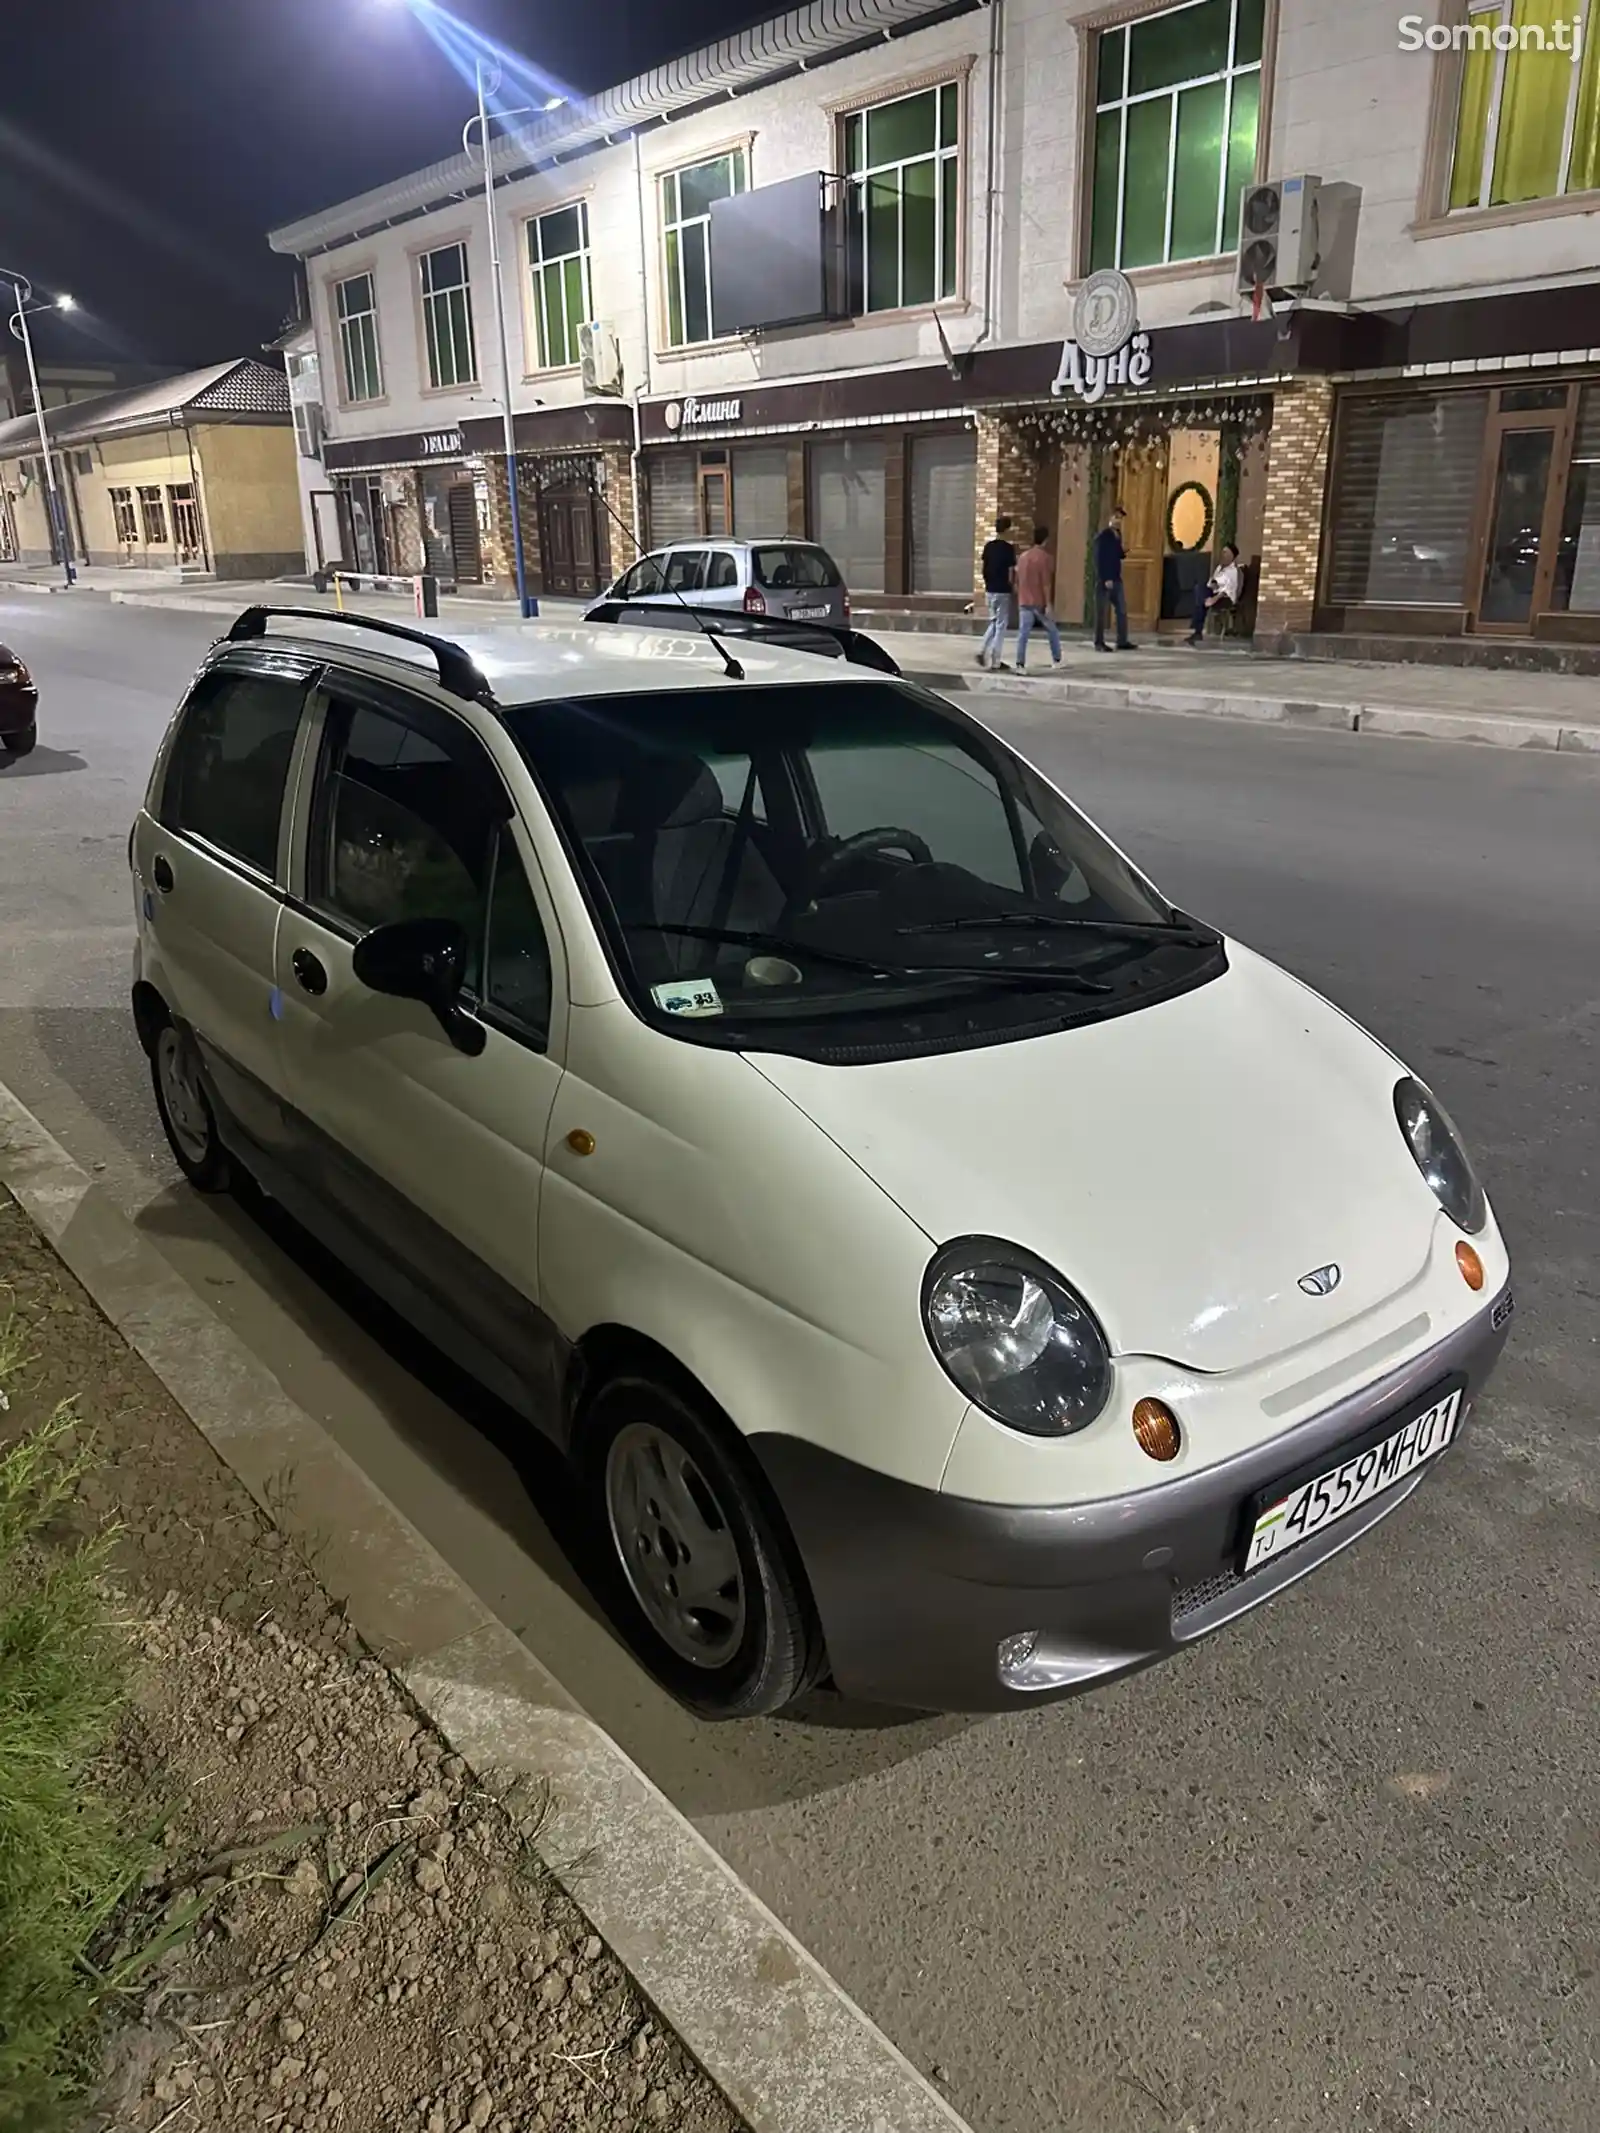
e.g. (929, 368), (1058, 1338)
(0, 682), (38, 736)
(752, 1282), (1513, 1712)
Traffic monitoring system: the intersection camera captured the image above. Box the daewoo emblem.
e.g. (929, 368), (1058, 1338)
(1298, 1264), (1342, 1297)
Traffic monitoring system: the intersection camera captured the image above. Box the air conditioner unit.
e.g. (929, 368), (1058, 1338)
(1237, 175), (1320, 297)
(579, 321), (623, 397)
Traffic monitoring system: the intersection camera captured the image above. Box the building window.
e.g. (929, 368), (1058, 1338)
(527, 202), (593, 370)
(1446, 1), (1600, 211)
(335, 273), (384, 403)
(843, 85), (960, 314)
(661, 150), (747, 346)
(420, 242), (478, 390)
(1088, 0), (1266, 271)
(110, 487), (138, 543)
(293, 399), (325, 460)
(138, 485), (167, 545)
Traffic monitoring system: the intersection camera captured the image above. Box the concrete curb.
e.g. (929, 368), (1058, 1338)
(0, 1081), (971, 2133)
(902, 666), (1600, 755)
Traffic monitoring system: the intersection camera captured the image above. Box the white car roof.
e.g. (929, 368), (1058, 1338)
(218, 614), (883, 710)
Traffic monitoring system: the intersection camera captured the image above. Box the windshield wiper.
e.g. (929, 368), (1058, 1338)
(898, 910), (1219, 946)
(623, 923), (1113, 993)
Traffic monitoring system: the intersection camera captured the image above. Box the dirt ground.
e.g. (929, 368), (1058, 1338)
(0, 1192), (748, 2133)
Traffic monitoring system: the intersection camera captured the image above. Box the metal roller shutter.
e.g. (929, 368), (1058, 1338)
(1324, 391), (1489, 607)
(808, 438), (885, 593)
(909, 432), (977, 593)
(647, 450), (699, 548)
(731, 446), (791, 537)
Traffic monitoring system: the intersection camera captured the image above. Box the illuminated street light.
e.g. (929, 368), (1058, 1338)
(1, 267), (76, 587)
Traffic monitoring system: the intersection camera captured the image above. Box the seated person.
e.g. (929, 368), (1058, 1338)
(1188, 543), (1242, 643)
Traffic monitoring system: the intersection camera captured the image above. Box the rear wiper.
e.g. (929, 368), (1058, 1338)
(898, 910), (1219, 946)
(624, 922), (1112, 992)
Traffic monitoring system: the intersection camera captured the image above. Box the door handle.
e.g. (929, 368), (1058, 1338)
(152, 854), (175, 894)
(291, 947), (328, 997)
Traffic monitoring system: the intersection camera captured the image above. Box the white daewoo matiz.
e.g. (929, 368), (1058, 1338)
(130, 607), (1513, 1719)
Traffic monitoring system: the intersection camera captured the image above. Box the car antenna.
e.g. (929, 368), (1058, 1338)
(587, 479), (744, 680)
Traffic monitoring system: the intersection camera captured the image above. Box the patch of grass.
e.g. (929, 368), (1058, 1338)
(0, 1344), (144, 2133)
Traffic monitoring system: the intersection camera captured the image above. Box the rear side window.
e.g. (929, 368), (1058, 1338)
(160, 667), (308, 877)
(753, 545), (839, 590)
(704, 551), (739, 590)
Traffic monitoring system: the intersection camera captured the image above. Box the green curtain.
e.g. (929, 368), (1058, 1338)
(1568, 0), (1600, 190)
(1491, 0), (1578, 203)
(1450, 35), (1497, 207)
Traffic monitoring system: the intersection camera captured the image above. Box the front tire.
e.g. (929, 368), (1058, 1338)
(1, 723), (37, 759)
(581, 1375), (823, 1720)
(150, 1021), (231, 1193)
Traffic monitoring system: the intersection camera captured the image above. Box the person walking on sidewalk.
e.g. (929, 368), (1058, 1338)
(1014, 526), (1062, 672)
(977, 516), (1017, 669)
(1094, 505), (1135, 651)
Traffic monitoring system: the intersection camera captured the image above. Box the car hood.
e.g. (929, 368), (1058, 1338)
(746, 946), (1434, 1374)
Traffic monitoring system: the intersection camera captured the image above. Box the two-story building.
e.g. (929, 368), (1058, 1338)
(269, 0), (1600, 653)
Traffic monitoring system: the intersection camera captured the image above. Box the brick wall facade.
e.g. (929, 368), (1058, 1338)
(973, 414), (1043, 601)
(480, 454), (544, 595)
(596, 443), (639, 575)
(1254, 380), (1334, 638)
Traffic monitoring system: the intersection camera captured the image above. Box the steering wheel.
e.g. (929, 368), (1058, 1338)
(803, 825), (935, 903)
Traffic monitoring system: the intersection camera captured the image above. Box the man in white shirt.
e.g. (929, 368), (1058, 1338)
(1188, 542), (1243, 644)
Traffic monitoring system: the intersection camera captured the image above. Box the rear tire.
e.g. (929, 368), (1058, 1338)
(580, 1373), (823, 1720)
(1, 723), (36, 759)
(150, 1020), (232, 1193)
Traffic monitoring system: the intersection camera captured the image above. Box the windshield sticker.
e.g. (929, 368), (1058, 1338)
(651, 978), (724, 1019)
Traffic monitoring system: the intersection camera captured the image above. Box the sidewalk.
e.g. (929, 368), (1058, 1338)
(875, 628), (1600, 755)
(0, 1084), (970, 2133)
(6, 567), (1598, 756)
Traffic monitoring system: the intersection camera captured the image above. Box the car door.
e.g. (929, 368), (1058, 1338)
(699, 547), (742, 612)
(135, 652), (318, 1160)
(272, 674), (568, 1419)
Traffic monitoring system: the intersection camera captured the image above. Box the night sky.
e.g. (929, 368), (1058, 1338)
(7, 0), (765, 373)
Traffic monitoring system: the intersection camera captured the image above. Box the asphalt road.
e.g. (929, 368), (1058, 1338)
(4, 590), (1597, 2133)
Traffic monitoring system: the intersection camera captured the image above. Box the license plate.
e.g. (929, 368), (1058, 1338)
(1243, 1384), (1463, 1574)
(789, 605), (829, 620)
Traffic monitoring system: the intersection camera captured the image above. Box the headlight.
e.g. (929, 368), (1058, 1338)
(924, 1241), (1112, 1437)
(1394, 1077), (1486, 1235)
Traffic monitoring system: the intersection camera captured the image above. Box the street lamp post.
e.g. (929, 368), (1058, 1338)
(2, 271), (76, 588)
(472, 60), (537, 619)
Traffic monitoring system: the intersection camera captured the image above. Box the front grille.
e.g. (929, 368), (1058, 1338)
(1172, 1567), (1243, 1622)
(1492, 1290), (1514, 1331)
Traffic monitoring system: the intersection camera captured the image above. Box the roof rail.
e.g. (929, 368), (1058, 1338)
(223, 606), (495, 706)
(585, 602), (901, 676)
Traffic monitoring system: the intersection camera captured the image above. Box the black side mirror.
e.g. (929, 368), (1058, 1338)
(351, 917), (486, 1057)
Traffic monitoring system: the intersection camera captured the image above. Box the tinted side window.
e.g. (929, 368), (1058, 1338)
(309, 699), (501, 985)
(483, 826), (552, 1042)
(704, 550), (739, 590)
(161, 668), (307, 876)
(619, 555), (667, 597)
(663, 550), (706, 593)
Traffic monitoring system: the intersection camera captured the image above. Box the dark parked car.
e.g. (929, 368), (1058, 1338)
(0, 643), (38, 759)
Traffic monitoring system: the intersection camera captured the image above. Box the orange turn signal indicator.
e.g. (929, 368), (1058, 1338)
(1132, 1397), (1182, 1463)
(1456, 1240), (1485, 1291)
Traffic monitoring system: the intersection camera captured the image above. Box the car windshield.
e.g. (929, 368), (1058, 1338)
(502, 681), (1222, 1061)
(752, 545), (839, 590)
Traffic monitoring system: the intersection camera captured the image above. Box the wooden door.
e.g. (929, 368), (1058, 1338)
(1468, 396), (1575, 633)
(537, 490), (606, 598)
(1109, 442), (1170, 633)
